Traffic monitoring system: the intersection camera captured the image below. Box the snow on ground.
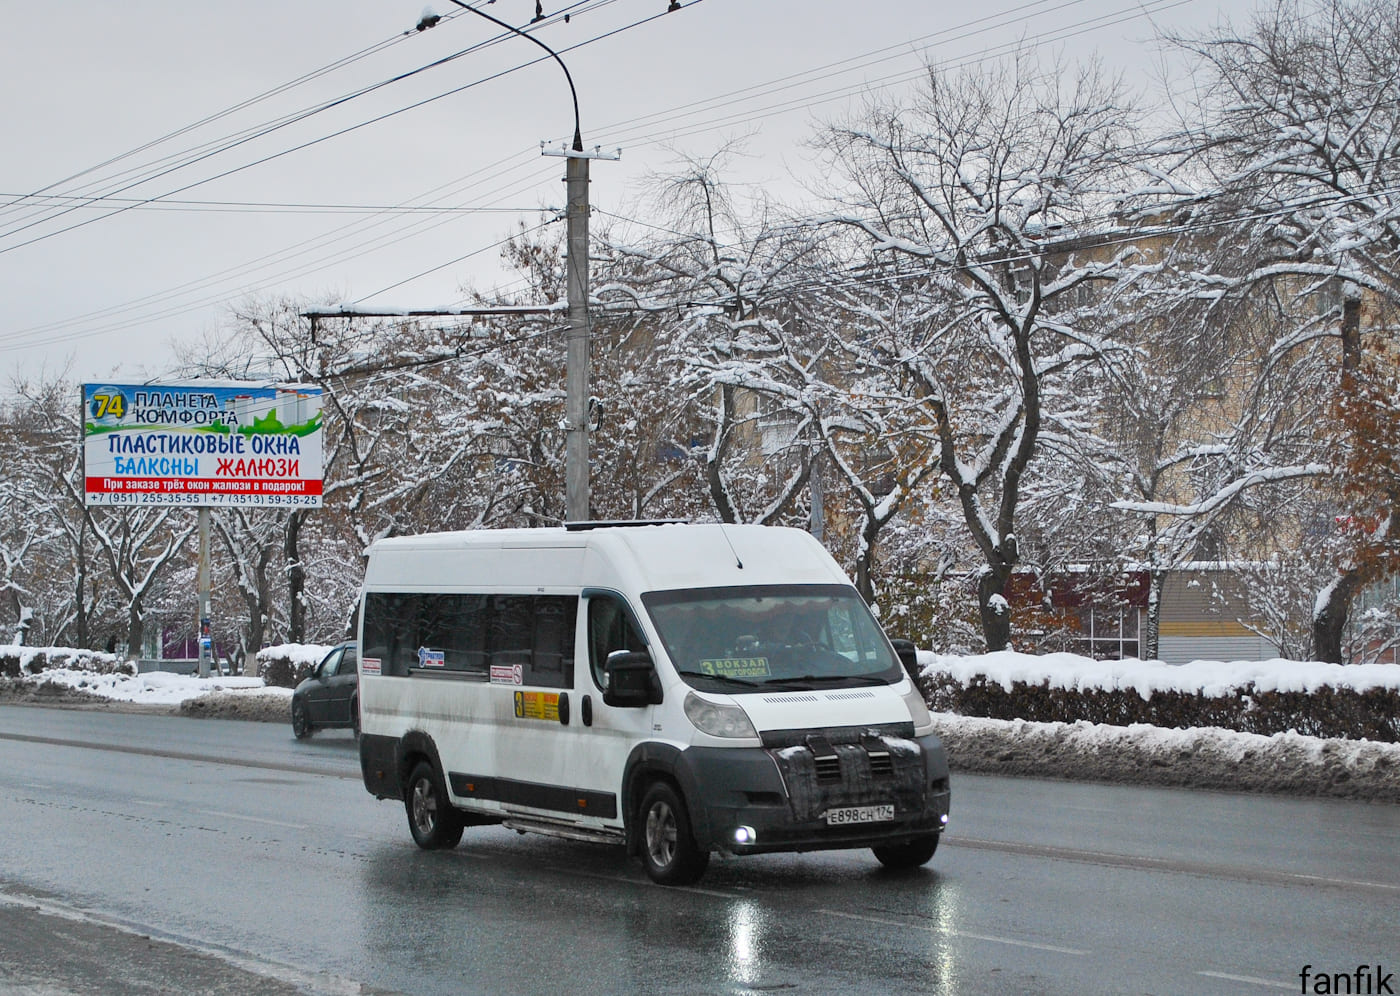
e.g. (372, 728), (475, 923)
(256, 643), (333, 668)
(919, 648), (1400, 697)
(930, 712), (1400, 802)
(27, 668), (288, 706)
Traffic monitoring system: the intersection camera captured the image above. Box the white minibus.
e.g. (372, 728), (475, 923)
(356, 521), (950, 885)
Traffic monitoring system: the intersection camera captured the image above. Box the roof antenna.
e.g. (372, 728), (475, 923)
(718, 520), (743, 569)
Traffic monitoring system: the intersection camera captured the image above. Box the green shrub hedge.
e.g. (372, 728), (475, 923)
(922, 671), (1400, 743)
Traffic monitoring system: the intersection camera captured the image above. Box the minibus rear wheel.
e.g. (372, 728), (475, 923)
(871, 833), (939, 869)
(638, 782), (709, 885)
(406, 761), (464, 850)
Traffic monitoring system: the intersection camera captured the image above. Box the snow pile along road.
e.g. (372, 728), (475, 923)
(923, 649), (1400, 697)
(0, 666), (291, 721)
(932, 713), (1400, 802)
(919, 650), (1400, 801)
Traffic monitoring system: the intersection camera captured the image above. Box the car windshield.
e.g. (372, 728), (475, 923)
(641, 584), (903, 694)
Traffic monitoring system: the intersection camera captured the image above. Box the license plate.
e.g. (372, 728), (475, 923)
(825, 804), (894, 825)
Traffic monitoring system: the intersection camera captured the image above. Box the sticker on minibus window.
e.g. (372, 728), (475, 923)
(491, 664), (523, 685)
(417, 647), (445, 668)
(698, 657), (772, 679)
(514, 691), (559, 721)
(361, 657), (382, 675)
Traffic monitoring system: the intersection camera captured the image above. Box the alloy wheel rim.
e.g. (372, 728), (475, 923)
(645, 800), (677, 867)
(412, 780), (437, 834)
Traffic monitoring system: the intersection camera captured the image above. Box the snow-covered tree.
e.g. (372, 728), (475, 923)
(817, 52), (1146, 650)
(1146, 0), (1400, 659)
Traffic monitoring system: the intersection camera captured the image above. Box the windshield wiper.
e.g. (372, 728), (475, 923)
(676, 669), (763, 688)
(763, 674), (889, 688)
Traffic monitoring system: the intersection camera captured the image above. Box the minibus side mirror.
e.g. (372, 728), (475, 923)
(603, 650), (662, 708)
(889, 638), (920, 684)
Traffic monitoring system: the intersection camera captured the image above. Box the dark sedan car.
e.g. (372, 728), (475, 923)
(291, 642), (358, 739)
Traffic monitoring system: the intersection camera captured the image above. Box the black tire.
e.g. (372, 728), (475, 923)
(291, 699), (313, 740)
(351, 696), (360, 739)
(638, 782), (709, 885)
(405, 761), (464, 850)
(872, 833), (939, 870)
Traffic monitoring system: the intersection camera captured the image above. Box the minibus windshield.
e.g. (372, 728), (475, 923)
(641, 584), (904, 694)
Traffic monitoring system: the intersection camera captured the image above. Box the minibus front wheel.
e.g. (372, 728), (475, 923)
(406, 760), (464, 850)
(638, 782), (710, 886)
(871, 832), (939, 870)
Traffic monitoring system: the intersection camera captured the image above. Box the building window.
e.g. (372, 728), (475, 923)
(1071, 606), (1140, 660)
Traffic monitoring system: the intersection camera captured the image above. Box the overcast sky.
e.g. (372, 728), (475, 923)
(1, 0), (1263, 383)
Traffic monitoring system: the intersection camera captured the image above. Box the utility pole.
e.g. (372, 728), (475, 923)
(544, 142), (617, 520)
(566, 152), (589, 522)
(418, 3), (620, 523)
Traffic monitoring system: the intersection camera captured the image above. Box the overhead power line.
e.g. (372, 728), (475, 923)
(4, 0), (1323, 355)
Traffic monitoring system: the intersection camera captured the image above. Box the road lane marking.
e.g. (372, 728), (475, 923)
(0, 887), (368, 996)
(1198, 971), (1295, 990)
(0, 730), (357, 779)
(946, 835), (1400, 895)
(196, 808), (307, 829)
(558, 866), (740, 898)
(817, 909), (1089, 955)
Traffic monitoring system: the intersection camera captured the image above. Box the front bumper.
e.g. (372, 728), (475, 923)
(676, 732), (951, 855)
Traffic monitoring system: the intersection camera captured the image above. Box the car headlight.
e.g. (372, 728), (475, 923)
(684, 692), (758, 739)
(901, 683), (933, 729)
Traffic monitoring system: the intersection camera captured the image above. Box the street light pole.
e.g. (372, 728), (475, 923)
(564, 151), (590, 522)
(420, 2), (617, 522)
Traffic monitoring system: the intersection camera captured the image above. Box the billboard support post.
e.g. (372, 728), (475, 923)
(198, 508), (212, 678)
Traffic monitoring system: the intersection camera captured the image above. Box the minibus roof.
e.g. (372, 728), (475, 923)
(365, 523), (849, 593)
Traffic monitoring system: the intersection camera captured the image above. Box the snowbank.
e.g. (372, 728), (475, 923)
(933, 712), (1400, 802)
(0, 666), (291, 722)
(255, 643), (334, 668)
(23, 667), (284, 706)
(0, 644), (129, 677)
(920, 649), (1400, 698)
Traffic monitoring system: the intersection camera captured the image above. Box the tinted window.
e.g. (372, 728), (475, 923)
(362, 592), (577, 688)
(587, 595), (648, 690)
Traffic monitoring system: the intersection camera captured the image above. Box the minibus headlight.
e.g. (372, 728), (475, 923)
(901, 684), (932, 728)
(684, 692), (758, 739)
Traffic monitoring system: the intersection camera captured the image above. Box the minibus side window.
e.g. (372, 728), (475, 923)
(490, 594), (576, 689)
(530, 596), (574, 686)
(363, 592), (575, 685)
(587, 596), (646, 691)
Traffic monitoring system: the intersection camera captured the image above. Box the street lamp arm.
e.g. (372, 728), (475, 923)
(438, 0), (583, 151)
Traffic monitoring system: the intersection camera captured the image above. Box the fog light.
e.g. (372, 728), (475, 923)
(940, 814), (949, 825)
(734, 825), (756, 845)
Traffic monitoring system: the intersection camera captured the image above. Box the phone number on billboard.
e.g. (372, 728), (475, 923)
(88, 493), (322, 507)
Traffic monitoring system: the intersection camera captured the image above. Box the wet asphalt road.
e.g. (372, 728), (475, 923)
(0, 703), (1397, 996)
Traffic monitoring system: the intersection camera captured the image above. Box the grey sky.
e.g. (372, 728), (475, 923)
(0, 0), (1261, 381)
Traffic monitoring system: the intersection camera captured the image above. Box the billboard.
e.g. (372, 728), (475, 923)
(83, 381), (324, 508)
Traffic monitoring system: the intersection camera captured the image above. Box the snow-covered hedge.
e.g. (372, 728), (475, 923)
(0, 645), (133, 679)
(921, 651), (1400, 743)
(254, 643), (334, 688)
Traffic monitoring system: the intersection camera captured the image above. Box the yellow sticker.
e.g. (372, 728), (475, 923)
(697, 657), (771, 679)
(513, 690), (560, 721)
